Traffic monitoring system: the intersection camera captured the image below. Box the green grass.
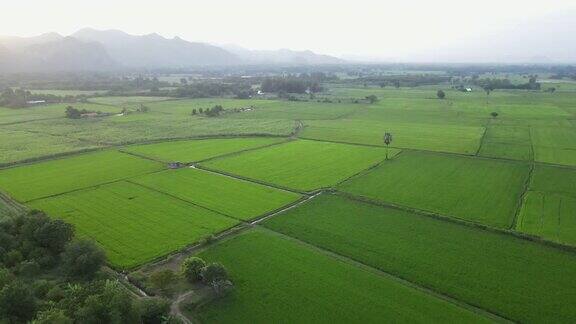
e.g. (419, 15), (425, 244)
(131, 168), (301, 220)
(516, 165), (576, 244)
(123, 137), (285, 162)
(263, 194), (576, 323)
(202, 140), (396, 191)
(0, 150), (163, 202)
(301, 119), (484, 154)
(339, 151), (530, 228)
(30, 89), (107, 96)
(29, 181), (238, 269)
(194, 229), (489, 323)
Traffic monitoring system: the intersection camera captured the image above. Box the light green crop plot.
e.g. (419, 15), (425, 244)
(0, 103), (117, 125)
(339, 151), (530, 228)
(300, 119), (484, 154)
(89, 96), (171, 106)
(0, 150), (163, 202)
(0, 128), (103, 165)
(132, 168), (301, 220)
(263, 194), (576, 323)
(29, 181), (238, 269)
(123, 137), (285, 162)
(195, 229), (489, 323)
(202, 140), (395, 191)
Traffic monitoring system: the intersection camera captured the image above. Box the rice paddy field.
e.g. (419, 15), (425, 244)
(263, 194), (576, 323)
(29, 181), (238, 268)
(194, 229), (490, 323)
(339, 151), (530, 228)
(202, 139), (396, 191)
(0, 150), (163, 202)
(2, 83), (576, 322)
(516, 165), (576, 245)
(131, 168), (301, 220)
(123, 137), (286, 162)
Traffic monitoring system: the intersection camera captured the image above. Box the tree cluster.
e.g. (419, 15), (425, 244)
(475, 77), (541, 91)
(261, 77), (322, 94)
(181, 256), (232, 297)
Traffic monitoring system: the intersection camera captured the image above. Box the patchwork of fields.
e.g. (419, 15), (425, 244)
(202, 139), (397, 191)
(339, 151), (530, 228)
(2, 86), (576, 322)
(194, 229), (489, 323)
(263, 194), (576, 323)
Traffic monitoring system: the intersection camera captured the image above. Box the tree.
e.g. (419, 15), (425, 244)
(31, 218), (74, 254)
(379, 82), (386, 88)
(191, 109), (197, 115)
(149, 270), (175, 294)
(436, 90), (446, 99)
(61, 240), (106, 280)
(33, 308), (73, 324)
(65, 106), (81, 119)
(365, 95), (378, 104)
(181, 257), (205, 283)
(138, 297), (170, 324)
(490, 112), (499, 118)
(201, 263), (232, 296)
(383, 132), (393, 160)
(0, 281), (37, 322)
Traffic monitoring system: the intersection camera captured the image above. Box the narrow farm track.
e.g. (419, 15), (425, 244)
(256, 226), (515, 323)
(170, 291), (194, 324)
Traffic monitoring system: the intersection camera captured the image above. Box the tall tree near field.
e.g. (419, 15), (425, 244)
(437, 90), (446, 99)
(383, 132), (393, 160)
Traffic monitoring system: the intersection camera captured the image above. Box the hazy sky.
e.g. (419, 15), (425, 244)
(3, 0), (576, 58)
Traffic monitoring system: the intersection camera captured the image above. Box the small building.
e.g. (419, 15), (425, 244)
(168, 161), (184, 169)
(26, 100), (46, 105)
(465, 88), (472, 92)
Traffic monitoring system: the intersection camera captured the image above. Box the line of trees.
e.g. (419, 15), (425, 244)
(261, 77), (322, 94)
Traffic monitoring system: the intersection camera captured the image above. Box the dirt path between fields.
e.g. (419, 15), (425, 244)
(170, 291), (194, 324)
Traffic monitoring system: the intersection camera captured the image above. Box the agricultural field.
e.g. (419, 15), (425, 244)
(202, 139), (396, 191)
(88, 96), (172, 106)
(123, 137), (286, 162)
(0, 150), (163, 202)
(30, 89), (108, 96)
(339, 151), (530, 228)
(516, 165), (576, 245)
(301, 119), (484, 154)
(263, 194), (576, 323)
(29, 181), (238, 268)
(193, 229), (489, 323)
(6, 113), (294, 146)
(0, 128), (103, 165)
(478, 125), (533, 160)
(131, 168), (301, 220)
(531, 127), (576, 166)
(0, 102), (116, 125)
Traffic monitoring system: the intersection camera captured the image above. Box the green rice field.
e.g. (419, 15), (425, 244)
(123, 137), (286, 162)
(339, 151), (530, 228)
(29, 181), (238, 268)
(0, 150), (163, 202)
(131, 168), (301, 220)
(263, 194), (576, 323)
(202, 139), (397, 191)
(194, 229), (489, 323)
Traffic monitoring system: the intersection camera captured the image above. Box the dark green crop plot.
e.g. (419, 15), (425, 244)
(339, 151), (530, 228)
(194, 229), (490, 323)
(263, 194), (576, 323)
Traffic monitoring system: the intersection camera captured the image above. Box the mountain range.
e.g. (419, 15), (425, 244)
(0, 28), (343, 72)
